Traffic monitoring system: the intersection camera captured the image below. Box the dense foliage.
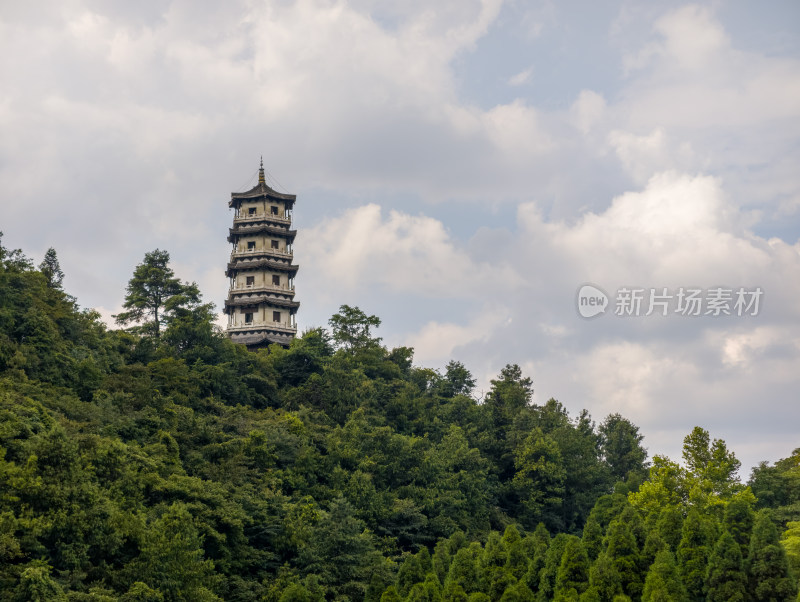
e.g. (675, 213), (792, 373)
(0, 235), (798, 601)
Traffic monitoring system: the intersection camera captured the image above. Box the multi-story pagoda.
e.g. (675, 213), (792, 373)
(224, 160), (299, 348)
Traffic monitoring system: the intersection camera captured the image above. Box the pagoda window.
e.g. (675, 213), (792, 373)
(246, 276), (255, 286)
(271, 240), (279, 249)
(272, 275), (280, 286)
(247, 241), (255, 251)
(248, 207), (256, 216)
(270, 205), (279, 215)
(245, 312), (254, 324)
(273, 311), (281, 322)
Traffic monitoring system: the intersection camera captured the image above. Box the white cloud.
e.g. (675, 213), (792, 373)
(618, 5), (800, 130)
(93, 305), (123, 330)
(508, 68), (532, 86)
(607, 128), (697, 183)
(516, 171), (787, 291)
(300, 203), (519, 299)
(570, 90), (607, 135)
(404, 310), (510, 365)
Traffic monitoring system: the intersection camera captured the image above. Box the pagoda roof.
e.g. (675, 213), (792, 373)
(230, 181), (296, 203)
(229, 330), (295, 349)
(229, 160), (296, 206)
(228, 225), (297, 243)
(224, 296), (300, 311)
(226, 258), (299, 277)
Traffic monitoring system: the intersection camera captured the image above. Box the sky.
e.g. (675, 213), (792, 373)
(1, 0), (798, 476)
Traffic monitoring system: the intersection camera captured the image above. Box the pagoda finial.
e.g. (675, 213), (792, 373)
(258, 156), (266, 185)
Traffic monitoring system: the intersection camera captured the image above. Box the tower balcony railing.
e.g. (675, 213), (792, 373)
(227, 321), (297, 333)
(230, 283), (296, 294)
(234, 213), (291, 225)
(230, 247), (293, 260)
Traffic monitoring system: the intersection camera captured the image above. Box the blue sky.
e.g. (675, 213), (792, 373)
(1, 0), (798, 474)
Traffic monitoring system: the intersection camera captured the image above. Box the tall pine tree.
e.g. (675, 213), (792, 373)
(747, 510), (797, 601)
(604, 517), (643, 599)
(641, 549), (686, 602)
(555, 537), (590, 597)
(705, 531), (746, 602)
(676, 508), (713, 601)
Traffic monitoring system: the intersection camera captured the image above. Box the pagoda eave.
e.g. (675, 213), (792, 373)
(228, 225), (297, 243)
(226, 260), (299, 277)
(225, 297), (300, 311)
(229, 182), (296, 206)
(228, 330), (297, 350)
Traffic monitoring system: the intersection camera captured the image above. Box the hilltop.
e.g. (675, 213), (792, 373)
(0, 235), (797, 601)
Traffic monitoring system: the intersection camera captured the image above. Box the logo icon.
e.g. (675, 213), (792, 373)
(577, 284), (609, 318)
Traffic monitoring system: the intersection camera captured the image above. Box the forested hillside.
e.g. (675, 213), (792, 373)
(0, 234), (798, 601)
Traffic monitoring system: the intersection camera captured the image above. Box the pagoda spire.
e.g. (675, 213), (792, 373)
(258, 157), (266, 185)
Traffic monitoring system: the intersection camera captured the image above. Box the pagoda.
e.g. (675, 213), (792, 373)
(224, 160), (299, 348)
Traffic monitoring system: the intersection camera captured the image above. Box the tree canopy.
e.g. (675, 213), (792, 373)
(114, 249), (200, 338)
(0, 235), (796, 600)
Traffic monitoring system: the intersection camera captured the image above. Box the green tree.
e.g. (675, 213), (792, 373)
(275, 327), (334, 387)
(676, 508), (713, 602)
(640, 549), (686, 602)
(445, 543), (482, 595)
(126, 503), (218, 600)
(12, 562), (67, 602)
(747, 509), (798, 601)
(479, 531), (509, 598)
(438, 361), (477, 398)
(304, 496), (383, 600)
(381, 586), (403, 602)
(750, 460), (791, 509)
(723, 492), (755, 561)
(522, 523), (550, 592)
(38, 247), (64, 288)
(328, 304), (382, 352)
(641, 529), (667, 571)
(397, 553), (426, 597)
(555, 537), (589, 596)
(582, 511), (604, 562)
(115, 249), (199, 337)
(586, 551), (622, 601)
(605, 516), (643, 599)
(705, 531), (746, 602)
(441, 582), (469, 602)
(629, 456), (689, 520)
(538, 533), (572, 602)
(682, 427), (741, 497)
(547, 407), (609, 534)
(749, 448), (800, 524)
(513, 428), (566, 530)
(477, 365), (535, 520)
(598, 413), (648, 484)
(278, 582), (316, 602)
(502, 525), (528, 580)
(422, 573), (443, 602)
(120, 582), (165, 601)
(161, 293), (218, 359)
(488, 364), (533, 411)
(781, 521), (800, 583)
(655, 506), (684, 553)
(499, 581), (535, 601)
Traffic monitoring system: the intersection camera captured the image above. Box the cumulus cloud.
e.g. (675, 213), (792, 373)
(300, 203), (520, 299)
(403, 310), (511, 365)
